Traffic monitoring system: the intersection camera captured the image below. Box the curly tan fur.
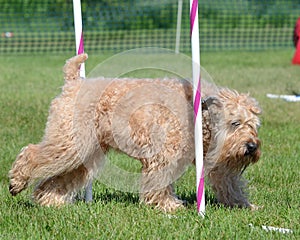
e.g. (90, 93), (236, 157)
(9, 53), (262, 212)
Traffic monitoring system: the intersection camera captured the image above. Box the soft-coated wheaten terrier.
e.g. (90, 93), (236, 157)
(9, 53), (262, 212)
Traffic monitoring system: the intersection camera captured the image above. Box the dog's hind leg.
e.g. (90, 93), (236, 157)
(9, 144), (40, 196)
(9, 139), (103, 196)
(32, 147), (104, 206)
(32, 164), (89, 206)
(9, 144), (80, 196)
(8, 140), (92, 196)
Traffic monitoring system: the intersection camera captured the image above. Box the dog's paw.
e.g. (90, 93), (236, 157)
(157, 197), (185, 213)
(8, 170), (29, 196)
(9, 184), (17, 196)
(9, 181), (28, 196)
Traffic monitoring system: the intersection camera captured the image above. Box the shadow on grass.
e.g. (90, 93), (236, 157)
(10, 198), (36, 209)
(88, 189), (140, 205)
(180, 190), (218, 209)
(87, 186), (219, 210)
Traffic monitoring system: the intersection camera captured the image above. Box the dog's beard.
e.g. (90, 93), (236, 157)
(215, 136), (261, 174)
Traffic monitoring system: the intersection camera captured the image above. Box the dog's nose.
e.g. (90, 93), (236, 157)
(246, 142), (257, 155)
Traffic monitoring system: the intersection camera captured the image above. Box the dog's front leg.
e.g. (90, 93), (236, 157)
(139, 159), (185, 212)
(208, 167), (252, 209)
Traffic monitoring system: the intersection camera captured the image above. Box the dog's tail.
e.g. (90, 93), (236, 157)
(63, 53), (88, 82)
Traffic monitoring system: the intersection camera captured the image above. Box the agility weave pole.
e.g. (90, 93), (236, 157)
(72, 0), (93, 202)
(71, 0), (205, 209)
(190, 0), (205, 216)
(73, 0), (85, 77)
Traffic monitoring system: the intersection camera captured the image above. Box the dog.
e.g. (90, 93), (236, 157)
(9, 53), (262, 212)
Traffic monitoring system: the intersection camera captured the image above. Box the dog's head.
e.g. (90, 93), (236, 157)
(204, 88), (262, 172)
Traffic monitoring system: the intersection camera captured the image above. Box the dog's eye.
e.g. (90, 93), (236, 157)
(231, 121), (241, 128)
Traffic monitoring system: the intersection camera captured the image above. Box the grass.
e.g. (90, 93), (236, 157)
(0, 50), (299, 239)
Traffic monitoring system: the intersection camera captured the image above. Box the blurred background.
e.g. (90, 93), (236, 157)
(1, 0), (299, 54)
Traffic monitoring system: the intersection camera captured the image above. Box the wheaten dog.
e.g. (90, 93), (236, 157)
(9, 53), (262, 212)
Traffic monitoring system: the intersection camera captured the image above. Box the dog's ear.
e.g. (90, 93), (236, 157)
(202, 96), (223, 128)
(250, 104), (262, 115)
(248, 97), (262, 115)
(202, 97), (222, 110)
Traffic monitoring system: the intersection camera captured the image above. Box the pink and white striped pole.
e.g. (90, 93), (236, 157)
(73, 0), (92, 202)
(190, 0), (205, 216)
(73, 0), (85, 77)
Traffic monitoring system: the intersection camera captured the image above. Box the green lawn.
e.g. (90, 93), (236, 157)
(0, 50), (299, 239)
